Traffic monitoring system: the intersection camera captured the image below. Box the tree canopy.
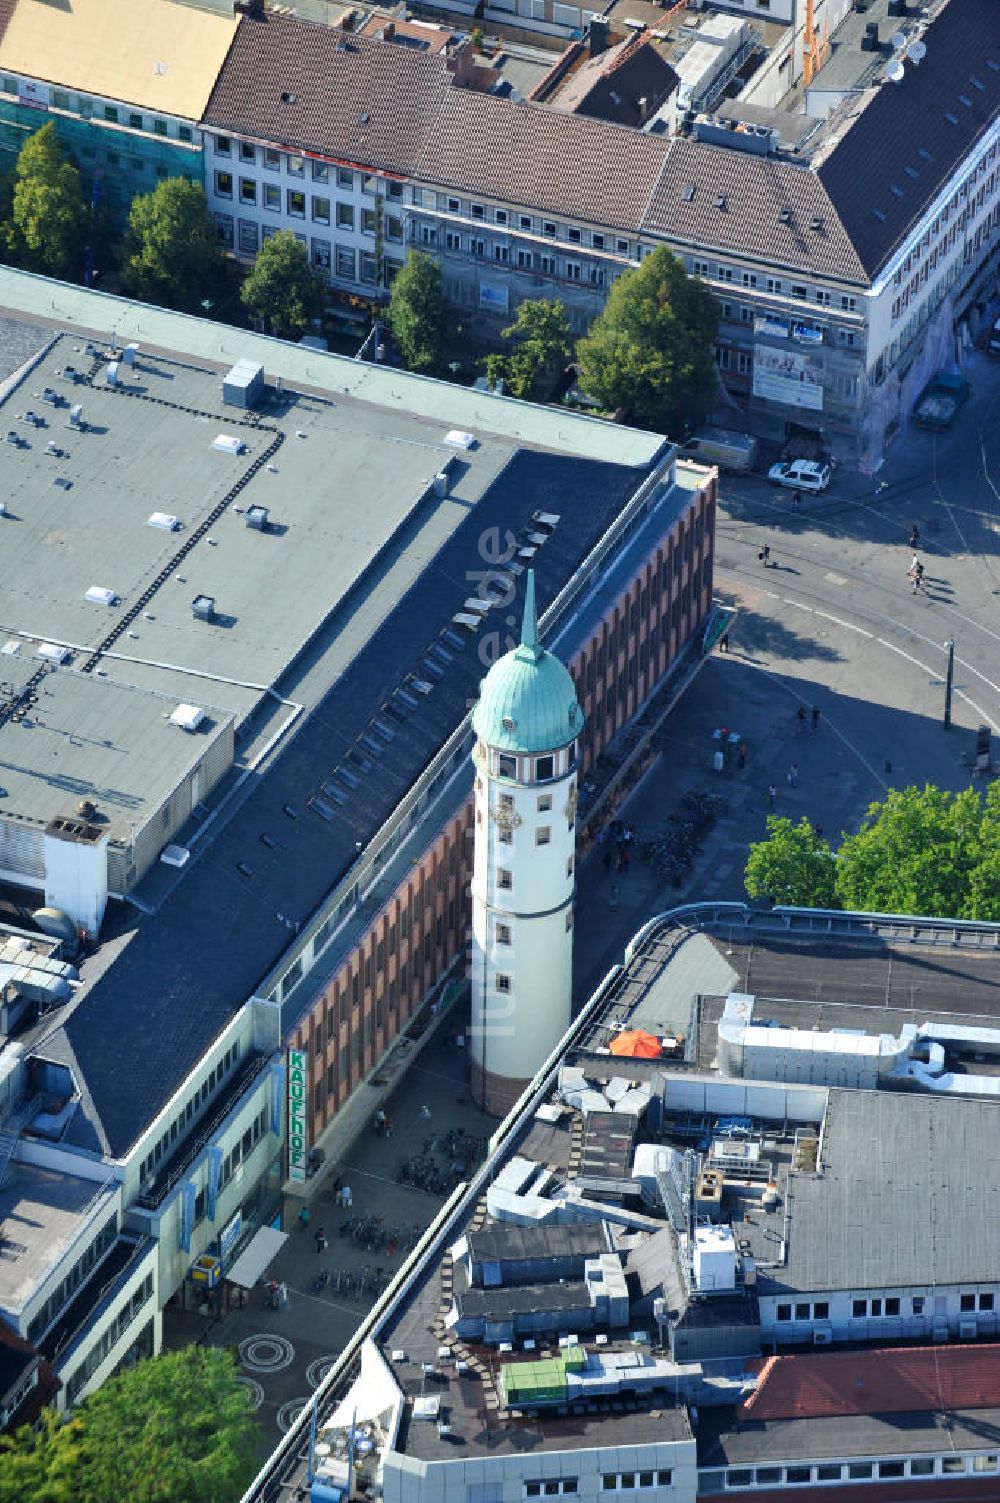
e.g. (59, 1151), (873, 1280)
(744, 783), (1000, 921)
(386, 250), (449, 371)
(575, 247), (719, 429)
(5, 122), (87, 278)
(744, 816), (837, 909)
(0, 1348), (258, 1503)
(121, 178), (224, 312)
(241, 229), (326, 339)
(482, 299), (573, 400)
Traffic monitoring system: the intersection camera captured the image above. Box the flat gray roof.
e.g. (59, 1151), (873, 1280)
(1, 334), (510, 707)
(0, 1161), (115, 1318)
(749, 1088), (1000, 1296)
(699, 1406), (1000, 1465)
(0, 659), (232, 839)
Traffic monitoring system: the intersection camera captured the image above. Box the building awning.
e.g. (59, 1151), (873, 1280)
(225, 1226), (288, 1289)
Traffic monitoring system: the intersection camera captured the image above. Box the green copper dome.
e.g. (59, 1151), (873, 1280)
(472, 572), (584, 755)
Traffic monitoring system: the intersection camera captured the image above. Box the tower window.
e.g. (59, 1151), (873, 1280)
(537, 794), (552, 812)
(498, 754), (516, 779)
(497, 868), (513, 889)
(536, 827), (551, 846)
(502, 716), (515, 732)
(535, 754), (554, 781)
(496, 974), (511, 993)
(495, 923), (511, 945)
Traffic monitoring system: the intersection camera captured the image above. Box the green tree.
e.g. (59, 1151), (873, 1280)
(836, 784), (985, 920)
(386, 249), (449, 371)
(743, 783), (1000, 922)
(0, 1408), (83, 1503)
(240, 228), (325, 339)
(745, 816), (837, 909)
(484, 299), (573, 399)
(0, 1349), (257, 1503)
(122, 178), (224, 311)
(5, 122), (86, 277)
(575, 246), (719, 428)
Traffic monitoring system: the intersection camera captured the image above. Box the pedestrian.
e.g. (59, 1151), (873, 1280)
(420, 1104), (431, 1119)
(792, 490), (801, 507)
(385, 1114), (394, 1139)
(788, 763), (798, 788)
(719, 633), (730, 653)
(375, 1108), (386, 1134)
(758, 543), (771, 567)
(279, 1281), (289, 1307)
(909, 525), (920, 548)
(298, 1204), (310, 1232)
(767, 784), (776, 810)
(912, 561), (924, 594)
(796, 706), (806, 734)
(909, 552), (920, 575)
(315, 1226), (327, 1253)
(810, 706), (820, 732)
(609, 882), (620, 909)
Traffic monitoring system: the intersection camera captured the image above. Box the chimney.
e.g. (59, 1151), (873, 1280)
(447, 42), (478, 85)
(383, 20), (395, 39)
(589, 17), (609, 56)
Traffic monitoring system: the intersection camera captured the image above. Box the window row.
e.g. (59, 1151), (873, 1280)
(65, 1273), (155, 1403)
(692, 258), (859, 312)
(774, 1299), (830, 1321)
(213, 138), (404, 199)
(417, 192), (630, 252)
(705, 1451), (999, 1490)
(27, 1214), (119, 1345)
(523, 1482), (578, 1498)
(429, 226), (609, 283)
(0, 80), (188, 140)
(601, 1471), (673, 1491)
(138, 1038), (242, 1185)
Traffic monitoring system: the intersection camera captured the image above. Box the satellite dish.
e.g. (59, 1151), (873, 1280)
(891, 30), (907, 50)
(907, 39), (927, 64)
(885, 59), (906, 84)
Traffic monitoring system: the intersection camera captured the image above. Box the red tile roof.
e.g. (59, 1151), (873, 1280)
(742, 1345), (1000, 1423)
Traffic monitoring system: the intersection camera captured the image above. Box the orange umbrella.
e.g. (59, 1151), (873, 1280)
(609, 1029), (662, 1058)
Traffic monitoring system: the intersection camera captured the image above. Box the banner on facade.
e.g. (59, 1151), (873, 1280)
(18, 80), (49, 110)
(754, 314), (788, 340)
(752, 344), (824, 411)
(287, 1048), (308, 1183)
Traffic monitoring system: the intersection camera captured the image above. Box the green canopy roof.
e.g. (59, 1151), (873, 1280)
(472, 572), (583, 755)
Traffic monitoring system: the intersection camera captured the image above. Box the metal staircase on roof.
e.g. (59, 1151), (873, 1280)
(0, 1100), (36, 1188)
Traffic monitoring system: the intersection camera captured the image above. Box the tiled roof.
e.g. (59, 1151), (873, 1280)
(414, 89), (670, 232)
(551, 35), (678, 129)
(742, 1345), (1000, 1422)
(643, 137), (868, 285)
(817, 0), (1000, 278)
(201, 11), (452, 177)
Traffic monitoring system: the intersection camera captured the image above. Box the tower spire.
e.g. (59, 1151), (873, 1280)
(520, 570), (540, 658)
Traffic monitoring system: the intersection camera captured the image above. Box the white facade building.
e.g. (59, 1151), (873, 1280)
(469, 573), (583, 1116)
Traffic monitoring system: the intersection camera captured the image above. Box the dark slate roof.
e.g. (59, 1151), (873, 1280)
(816, 0), (1000, 278)
(40, 450), (649, 1160)
(643, 137), (867, 285)
(551, 35), (678, 130)
(414, 88), (670, 231)
(202, 11), (451, 176)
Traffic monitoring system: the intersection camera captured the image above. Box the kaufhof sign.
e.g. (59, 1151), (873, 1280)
(287, 1048), (308, 1183)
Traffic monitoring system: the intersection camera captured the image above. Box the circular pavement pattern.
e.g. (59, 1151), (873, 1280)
(277, 1397), (311, 1433)
(238, 1333), (296, 1373)
(233, 1375), (265, 1412)
(306, 1355), (339, 1390)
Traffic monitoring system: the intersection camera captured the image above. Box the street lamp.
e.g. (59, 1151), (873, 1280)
(943, 638), (955, 730)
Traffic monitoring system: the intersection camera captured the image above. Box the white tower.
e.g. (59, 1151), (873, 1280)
(469, 572), (583, 1116)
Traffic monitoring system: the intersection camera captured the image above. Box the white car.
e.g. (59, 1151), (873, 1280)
(768, 459), (832, 492)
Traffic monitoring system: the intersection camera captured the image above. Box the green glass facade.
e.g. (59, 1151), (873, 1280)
(0, 94), (203, 224)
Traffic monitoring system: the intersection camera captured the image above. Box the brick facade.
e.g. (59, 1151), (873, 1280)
(288, 474), (716, 1149)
